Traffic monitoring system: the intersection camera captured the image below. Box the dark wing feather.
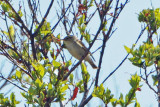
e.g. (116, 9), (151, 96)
(75, 39), (95, 61)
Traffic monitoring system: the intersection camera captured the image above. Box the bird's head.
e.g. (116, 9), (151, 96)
(63, 36), (73, 41)
(63, 35), (77, 42)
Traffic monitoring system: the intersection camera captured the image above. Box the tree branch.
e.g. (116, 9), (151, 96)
(102, 26), (146, 84)
(32, 0), (54, 37)
(4, 0), (30, 34)
(0, 73), (27, 92)
(0, 65), (16, 90)
(40, 0), (74, 43)
(95, 0), (119, 87)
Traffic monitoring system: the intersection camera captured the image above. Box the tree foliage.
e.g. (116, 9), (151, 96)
(125, 8), (160, 106)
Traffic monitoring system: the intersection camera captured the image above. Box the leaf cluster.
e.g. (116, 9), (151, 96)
(138, 8), (160, 34)
(0, 93), (20, 107)
(124, 43), (160, 68)
(92, 74), (141, 107)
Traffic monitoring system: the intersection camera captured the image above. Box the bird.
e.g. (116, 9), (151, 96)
(62, 35), (98, 69)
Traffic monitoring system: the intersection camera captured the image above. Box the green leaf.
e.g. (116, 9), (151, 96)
(9, 25), (15, 37)
(39, 65), (45, 78)
(28, 87), (35, 95)
(35, 78), (43, 88)
(15, 70), (21, 79)
(48, 83), (52, 90)
(81, 62), (87, 74)
(0, 93), (4, 99)
(102, 21), (108, 31)
(69, 74), (73, 83)
(32, 63), (38, 70)
(32, 63), (45, 78)
(1, 25), (15, 42)
(1, 30), (9, 36)
(57, 33), (61, 39)
(92, 86), (98, 97)
(88, 0), (94, 7)
(76, 80), (84, 93)
(2, 3), (9, 12)
(86, 73), (90, 82)
(21, 92), (27, 98)
(83, 0), (87, 5)
(110, 98), (117, 103)
(61, 85), (68, 93)
(119, 93), (125, 106)
(79, 14), (85, 25)
(31, 70), (37, 80)
(10, 92), (20, 106)
(152, 75), (158, 86)
(125, 89), (136, 105)
(40, 31), (51, 35)
(85, 31), (91, 43)
(92, 93), (97, 97)
(65, 60), (72, 67)
(39, 92), (45, 105)
(18, 9), (23, 17)
(128, 74), (141, 88)
(81, 25), (86, 32)
(52, 60), (61, 68)
(10, 92), (15, 106)
(134, 100), (140, 107)
(99, 84), (105, 95)
(124, 45), (131, 53)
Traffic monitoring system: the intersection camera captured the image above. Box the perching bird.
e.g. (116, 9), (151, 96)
(62, 35), (98, 69)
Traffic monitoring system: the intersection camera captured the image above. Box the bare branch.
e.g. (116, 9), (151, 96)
(102, 26), (146, 84)
(0, 65), (16, 90)
(40, 0), (74, 44)
(33, 0), (54, 37)
(95, 0), (119, 87)
(0, 73), (27, 92)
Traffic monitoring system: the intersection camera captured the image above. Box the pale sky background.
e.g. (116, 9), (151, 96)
(1, 0), (160, 107)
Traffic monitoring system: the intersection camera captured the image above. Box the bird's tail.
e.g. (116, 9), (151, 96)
(87, 58), (98, 69)
(90, 62), (98, 69)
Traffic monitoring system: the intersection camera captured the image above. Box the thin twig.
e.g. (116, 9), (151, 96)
(95, 0), (119, 87)
(4, 0), (30, 34)
(102, 26), (147, 84)
(0, 74), (27, 92)
(0, 65), (16, 90)
(33, 0), (54, 37)
(51, 0), (74, 32)
(40, 0), (74, 43)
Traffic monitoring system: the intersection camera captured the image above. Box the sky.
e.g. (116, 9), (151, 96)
(1, 0), (160, 107)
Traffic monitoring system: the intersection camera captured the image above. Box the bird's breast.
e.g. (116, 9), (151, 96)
(65, 42), (85, 60)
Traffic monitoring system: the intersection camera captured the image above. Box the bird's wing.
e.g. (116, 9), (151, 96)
(75, 39), (96, 61)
